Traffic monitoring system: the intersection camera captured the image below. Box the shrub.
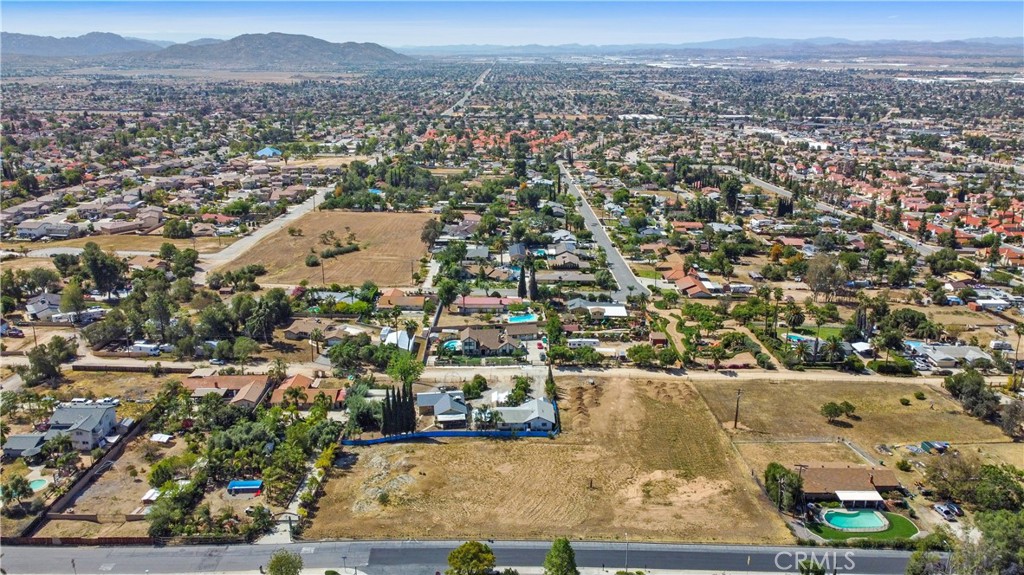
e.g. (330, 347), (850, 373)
(896, 459), (913, 472)
(305, 254), (320, 267)
(869, 357), (915, 375)
(914, 391), (926, 400)
(900, 397), (912, 406)
(321, 244), (360, 259)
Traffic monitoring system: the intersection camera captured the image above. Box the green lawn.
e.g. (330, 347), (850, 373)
(808, 512), (919, 541)
(793, 326), (844, 339)
(634, 268), (661, 280)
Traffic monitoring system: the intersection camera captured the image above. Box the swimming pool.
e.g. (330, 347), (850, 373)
(823, 509), (889, 532)
(508, 313), (538, 324)
(443, 340), (462, 351)
(785, 333), (811, 344)
(29, 479), (48, 492)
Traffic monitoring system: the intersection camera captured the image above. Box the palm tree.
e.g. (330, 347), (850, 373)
(404, 318), (419, 337)
(0, 420), (10, 444)
(822, 335), (843, 364)
(283, 386), (308, 410)
(772, 288), (784, 335)
(793, 340), (811, 365)
(309, 328), (325, 354)
(459, 283), (472, 315)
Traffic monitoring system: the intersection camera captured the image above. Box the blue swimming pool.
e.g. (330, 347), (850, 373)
(508, 313), (538, 324)
(823, 509), (889, 531)
(443, 340), (462, 351)
(785, 333), (811, 343)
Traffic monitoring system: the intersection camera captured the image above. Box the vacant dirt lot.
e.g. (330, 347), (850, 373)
(307, 376), (789, 543)
(695, 379), (1010, 449)
(227, 211), (433, 286)
(35, 436), (186, 538)
(1, 325), (77, 353)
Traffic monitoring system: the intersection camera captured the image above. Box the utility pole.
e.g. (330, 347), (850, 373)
(733, 388), (742, 429)
(321, 260), (326, 285)
(778, 476), (786, 512)
(624, 532), (629, 572)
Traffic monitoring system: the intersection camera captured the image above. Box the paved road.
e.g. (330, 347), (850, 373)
(559, 161), (649, 301)
(441, 66), (492, 117)
(203, 186), (330, 266)
(0, 540), (912, 574)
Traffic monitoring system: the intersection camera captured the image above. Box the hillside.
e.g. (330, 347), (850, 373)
(0, 32), (163, 57)
(150, 32), (410, 68)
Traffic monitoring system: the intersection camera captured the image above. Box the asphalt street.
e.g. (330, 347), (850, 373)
(0, 540), (913, 575)
(559, 161), (649, 301)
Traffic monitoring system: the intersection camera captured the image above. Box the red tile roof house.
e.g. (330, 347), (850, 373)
(270, 374), (344, 409)
(455, 296), (523, 314)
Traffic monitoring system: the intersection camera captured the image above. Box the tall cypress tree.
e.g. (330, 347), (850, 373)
(517, 267), (527, 298)
(382, 388), (392, 436)
(528, 262), (539, 301)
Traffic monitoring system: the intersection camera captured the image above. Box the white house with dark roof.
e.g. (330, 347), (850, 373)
(494, 398), (557, 432)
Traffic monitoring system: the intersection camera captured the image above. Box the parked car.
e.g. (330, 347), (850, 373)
(933, 504), (956, 521)
(537, 342), (544, 349)
(945, 501), (964, 516)
(210, 358), (226, 365)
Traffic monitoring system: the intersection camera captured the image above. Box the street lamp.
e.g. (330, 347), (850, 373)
(342, 555), (348, 574)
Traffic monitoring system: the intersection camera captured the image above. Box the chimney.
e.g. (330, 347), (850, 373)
(869, 473), (874, 485)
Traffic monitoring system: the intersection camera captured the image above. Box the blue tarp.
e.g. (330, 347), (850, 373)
(228, 480), (263, 491)
(256, 147), (282, 157)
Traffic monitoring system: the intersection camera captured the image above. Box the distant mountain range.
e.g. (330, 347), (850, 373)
(1, 31), (410, 69)
(398, 36), (1024, 57)
(1, 31), (163, 57)
(2, 31), (1020, 65)
(150, 33), (409, 67)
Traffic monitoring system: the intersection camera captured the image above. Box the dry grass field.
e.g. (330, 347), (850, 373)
(734, 441), (867, 475)
(306, 376), (790, 543)
(227, 211), (433, 286)
(289, 155), (374, 169)
(695, 379), (1010, 448)
(0, 256), (58, 273)
(0, 235), (234, 255)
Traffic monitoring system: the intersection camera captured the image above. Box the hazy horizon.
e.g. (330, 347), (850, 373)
(3, 1), (1023, 47)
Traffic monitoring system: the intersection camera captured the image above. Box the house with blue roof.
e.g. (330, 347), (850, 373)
(256, 147), (282, 158)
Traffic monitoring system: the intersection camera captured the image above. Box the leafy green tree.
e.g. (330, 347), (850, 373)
(764, 462), (803, 511)
(386, 351), (423, 390)
(543, 537), (580, 575)
(975, 509), (1024, 572)
(233, 336), (260, 366)
(820, 402), (843, 423)
(59, 278), (86, 318)
(447, 541), (496, 575)
(626, 343), (658, 368)
(904, 550), (945, 575)
(1, 475), (33, 510)
(267, 549), (303, 575)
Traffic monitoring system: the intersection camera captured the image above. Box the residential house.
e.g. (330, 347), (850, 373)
(416, 390), (468, 429)
(182, 375), (271, 410)
(799, 465), (901, 508)
(456, 296), (523, 314)
(494, 398), (557, 432)
(459, 327), (520, 356)
(377, 288), (429, 312)
(26, 293), (62, 320)
(283, 318), (327, 341)
(270, 374), (344, 409)
(504, 322), (539, 341)
(42, 403), (119, 451)
(566, 298), (629, 319)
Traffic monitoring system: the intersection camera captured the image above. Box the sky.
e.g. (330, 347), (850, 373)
(2, 1), (1022, 46)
